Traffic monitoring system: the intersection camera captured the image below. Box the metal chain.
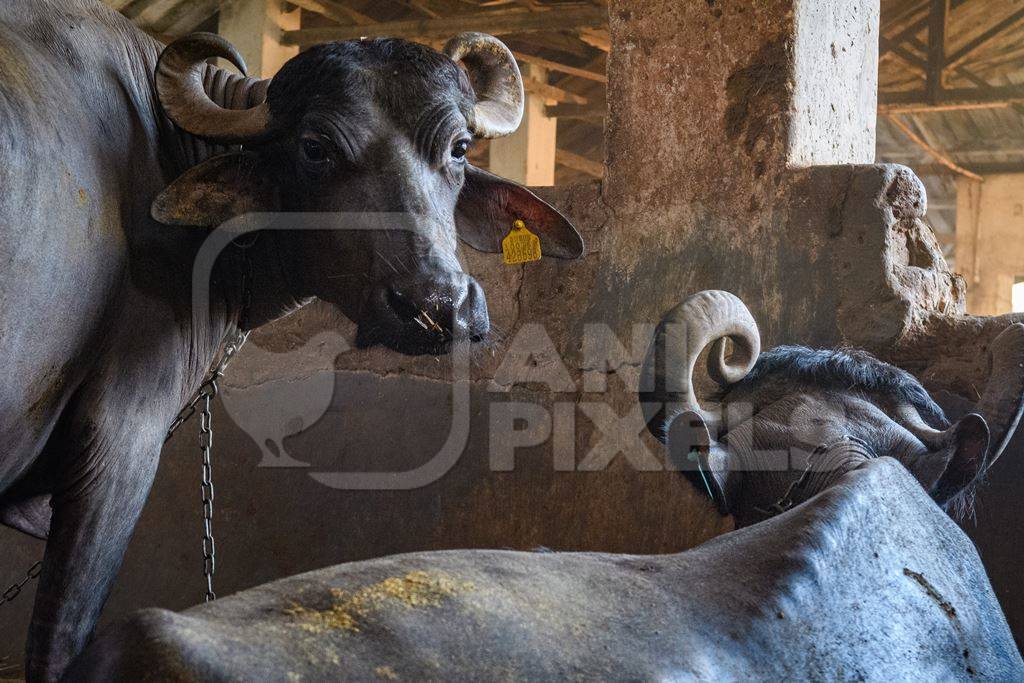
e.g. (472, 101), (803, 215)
(0, 561), (42, 607)
(169, 328), (249, 603)
(200, 384), (218, 602)
(755, 435), (874, 518)
(166, 329), (250, 443)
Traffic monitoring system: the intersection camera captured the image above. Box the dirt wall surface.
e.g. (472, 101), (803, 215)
(3, 0), (1024, 660)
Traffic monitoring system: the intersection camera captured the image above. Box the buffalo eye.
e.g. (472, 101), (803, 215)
(300, 136), (331, 167)
(451, 138), (471, 162)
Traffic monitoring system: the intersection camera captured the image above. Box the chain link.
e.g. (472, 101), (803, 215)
(166, 329), (250, 443)
(754, 435), (874, 518)
(200, 384), (218, 602)
(169, 328), (249, 603)
(0, 561), (42, 607)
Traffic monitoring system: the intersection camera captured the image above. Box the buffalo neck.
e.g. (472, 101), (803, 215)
(788, 441), (875, 506)
(163, 229), (311, 412)
(208, 232), (313, 333)
(731, 437), (874, 527)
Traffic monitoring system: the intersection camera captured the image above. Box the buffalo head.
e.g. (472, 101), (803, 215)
(640, 291), (1024, 527)
(150, 33), (583, 355)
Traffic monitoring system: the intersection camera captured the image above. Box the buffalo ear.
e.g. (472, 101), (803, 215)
(927, 413), (991, 505)
(152, 151), (278, 228)
(666, 410), (734, 515)
(455, 165), (584, 259)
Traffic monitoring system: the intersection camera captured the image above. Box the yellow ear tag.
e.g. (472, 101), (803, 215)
(502, 219), (542, 265)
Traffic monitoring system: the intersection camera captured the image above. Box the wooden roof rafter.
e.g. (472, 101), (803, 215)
(281, 6), (608, 45)
(288, 0), (375, 25)
(879, 0), (1024, 112)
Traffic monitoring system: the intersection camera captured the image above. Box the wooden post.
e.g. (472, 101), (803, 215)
(488, 64), (557, 187)
(926, 0), (949, 104)
(219, 0), (300, 79)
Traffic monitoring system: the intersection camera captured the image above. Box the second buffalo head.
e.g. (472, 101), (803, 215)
(640, 291), (1024, 527)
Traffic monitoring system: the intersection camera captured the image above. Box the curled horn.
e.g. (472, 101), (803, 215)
(640, 290), (761, 440)
(444, 33), (524, 138)
(975, 323), (1024, 467)
(895, 403), (952, 450)
(156, 33), (272, 144)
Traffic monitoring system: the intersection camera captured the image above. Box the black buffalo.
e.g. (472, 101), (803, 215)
(67, 462), (1023, 681)
(0, 1), (581, 679)
(640, 290), (1024, 528)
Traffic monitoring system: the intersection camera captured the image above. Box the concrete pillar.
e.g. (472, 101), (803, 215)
(219, 0), (300, 79)
(594, 0), (890, 352)
(956, 175), (1024, 315)
(488, 65), (557, 187)
(605, 0), (878, 216)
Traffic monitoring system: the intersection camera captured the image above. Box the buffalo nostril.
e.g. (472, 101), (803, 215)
(386, 288), (420, 323)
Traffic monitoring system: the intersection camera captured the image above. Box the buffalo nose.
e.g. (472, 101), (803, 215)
(359, 274), (490, 353)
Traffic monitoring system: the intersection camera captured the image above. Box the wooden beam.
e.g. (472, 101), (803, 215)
(885, 114), (983, 181)
(556, 148), (603, 178)
(881, 14), (930, 58)
(510, 31), (593, 59)
(945, 7), (1024, 70)
(879, 0), (973, 59)
(152, 0), (220, 36)
(903, 161), (1024, 176)
(577, 28), (610, 52)
(879, 36), (927, 76)
(513, 51), (607, 83)
(524, 78), (587, 105)
(391, 0), (441, 19)
(926, 0), (948, 104)
(281, 7), (607, 44)
(880, 84), (1024, 106)
(553, 53), (605, 87)
(288, 0), (375, 25)
(879, 100), (1011, 114)
(881, 0), (928, 35)
(881, 33), (991, 90)
(545, 101), (605, 119)
(882, 145), (1024, 159)
(902, 35), (991, 88)
(122, 0), (165, 20)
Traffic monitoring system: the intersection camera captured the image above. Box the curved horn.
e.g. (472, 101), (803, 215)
(156, 33), (272, 144)
(895, 403), (950, 450)
(640, 290), (761, 440)
(444, 33), (524, 138)
(975, 323), (1024, 466)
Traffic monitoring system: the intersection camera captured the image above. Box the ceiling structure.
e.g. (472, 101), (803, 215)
(878, 0), (1024, 264)
(107, 0), (1024, 264)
